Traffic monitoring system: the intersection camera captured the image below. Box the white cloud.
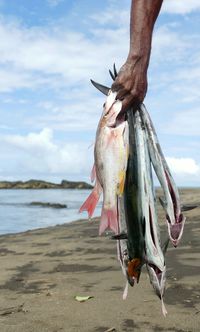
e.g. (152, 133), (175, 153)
(0, 7), (196, 97)
(4, 128), (55, 153)
(2, 130), (199, 183)
(0, 68), (44, 92)
(166, 157), (200, 175)
(166, 108), (200, 136)
(31, 91), (104, 132)
(0, 17), (127, 92)
(162, 0), (200, 14)
(151, 25), (189, 63)
(0, 2), (199, 186)
(90, 8), (129, 26)
(1, 129), (93, 177)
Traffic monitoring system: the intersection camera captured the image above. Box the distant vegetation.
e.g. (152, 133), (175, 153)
(0, 179), (93, 189)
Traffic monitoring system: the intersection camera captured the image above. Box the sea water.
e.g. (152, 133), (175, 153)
(0, 189), (102, 235)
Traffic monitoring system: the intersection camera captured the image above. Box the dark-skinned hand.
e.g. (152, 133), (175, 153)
(111, 57), (148, 114)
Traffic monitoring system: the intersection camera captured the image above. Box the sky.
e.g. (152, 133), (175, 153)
(0, 0), (199, 186)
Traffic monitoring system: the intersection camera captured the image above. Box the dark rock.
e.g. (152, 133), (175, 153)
(30, 202), (67, 209)
(61, 180), (92, 189)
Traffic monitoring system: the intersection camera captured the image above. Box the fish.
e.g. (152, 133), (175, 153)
(134, 110), (168, 316)
(107, 66), (145, 287)
(122, 109), (145, 286)
(79, 90), (129, 235)
(139, 105), (186, 247)
(112, 108), (145, 298)
(84, 70), (168, 315)
(86, 73), (144, 291)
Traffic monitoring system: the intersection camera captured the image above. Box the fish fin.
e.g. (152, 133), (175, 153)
(79, 186), (101, 218)
(90, 164), (96, 183)
(111, 233), (128, 240)
(122, 281), (129, 300)
(99, 205), (118, 235)
(117, 170), (126, 196)
(87, 142), (94, 150)
(161, 298), (167, 317)
(109, 63), (118, 81)
(109, 69), (115, 81)
(159, 197), (167, 209)
(162, 238), (170, 255)
(181, 204), (198, 211)
(113, 63), (118, 78)
(90, 80), (110, 96)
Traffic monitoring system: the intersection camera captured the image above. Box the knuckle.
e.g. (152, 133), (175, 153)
(130, 89), (137, 98)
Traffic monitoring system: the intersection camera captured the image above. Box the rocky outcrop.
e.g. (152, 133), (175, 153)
(0, 179), (93, 189)
(30, 202), (67, 209)
(60, 180), (92, 189)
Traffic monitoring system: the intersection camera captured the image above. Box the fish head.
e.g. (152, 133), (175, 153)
(103, 100), (123, 128)
(146, 264), (166, 299)
(116, 247), (136, 287)
(159, 196), (186, 247)
(164, 171), (186, 229)
(103, 90), (116, 111)
(169, 204), (197, 246)
(167, 214), (186, 247)
(126, 258), (143, 286)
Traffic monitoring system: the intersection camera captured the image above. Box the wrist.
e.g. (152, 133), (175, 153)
(127, 51), (150, 71)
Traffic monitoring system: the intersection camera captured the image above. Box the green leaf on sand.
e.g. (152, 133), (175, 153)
(75, 295), (93, 302)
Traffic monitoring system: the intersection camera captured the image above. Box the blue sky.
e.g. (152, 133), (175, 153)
(0, 0), (199, 186)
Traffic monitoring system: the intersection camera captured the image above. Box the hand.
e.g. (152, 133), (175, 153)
(111, 57), (148, 113)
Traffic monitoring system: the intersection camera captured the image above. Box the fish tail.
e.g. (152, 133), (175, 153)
(122, 281), (129, 300)
(99, 205), (118, 235)
(161, 298), (167, 317)
(79, 188), (100, 218)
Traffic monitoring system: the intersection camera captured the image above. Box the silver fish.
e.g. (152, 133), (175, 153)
(135, 111), (168, 316)
(108, 69), (145, 290)
(140, 105), (185, 247)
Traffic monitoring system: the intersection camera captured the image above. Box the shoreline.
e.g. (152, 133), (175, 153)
(0, 189), (199, 331)
(0, 187), (199, 236)
(0, 216), (93, 238)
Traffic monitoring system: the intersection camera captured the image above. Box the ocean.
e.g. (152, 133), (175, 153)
(0, 189), (102, 235)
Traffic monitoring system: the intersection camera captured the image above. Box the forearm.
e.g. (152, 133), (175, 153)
(128, 0), (163, 69)
(112, 0), (163, 111)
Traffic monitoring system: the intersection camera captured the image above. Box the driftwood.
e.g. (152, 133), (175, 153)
(0, 303), (27, 316)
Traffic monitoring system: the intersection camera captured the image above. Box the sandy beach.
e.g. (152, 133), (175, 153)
(0, 188), (199, 332)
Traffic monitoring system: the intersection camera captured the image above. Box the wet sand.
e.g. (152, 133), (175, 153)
(0, 188), (199, 332)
